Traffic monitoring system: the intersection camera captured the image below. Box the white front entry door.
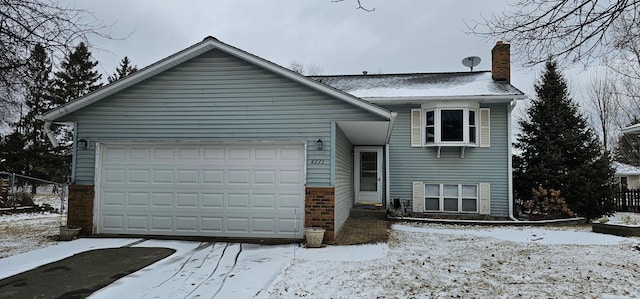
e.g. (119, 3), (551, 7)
(354, 147), (383, 204)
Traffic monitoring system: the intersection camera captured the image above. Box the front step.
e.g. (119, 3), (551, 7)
(350, 204), (387, 220)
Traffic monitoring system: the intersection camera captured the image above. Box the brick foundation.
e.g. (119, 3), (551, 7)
(304, 187), (335, 243)
(68, 184), (94, 236)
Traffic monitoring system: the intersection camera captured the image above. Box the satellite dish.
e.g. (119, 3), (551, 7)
(462, 56), (481, 71)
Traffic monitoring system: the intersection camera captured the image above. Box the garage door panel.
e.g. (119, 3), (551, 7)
(128, 169), (150, 183)
(177, 170), (199, 184)
(103, 192), (124, 207)
(176, 217), (198, 231)
(128, 193), (149, 207)
(152, 193), (173, 207)
(126, 215), (149, 230)
(252, 218), (275, 233)
(228, 193), (250, 208)
(102, 215), (124, 230)
(99, 143), (305, 238)
(150, 216), (172, 231)
(201, 217), (223, 232)
(253, 194), (276, 208)
(176, 193), (198, 207)
(229, 148), (250, 160)
(203, 170), (224, 184)
(202, 193), (224, 207)
(130, 148), (151, 160)
(254, 171), (276, 184)
(103, 169), (125, 183)
(227, 218), (249, 232)
(152, 170), (174, 184)
(228, 170), (250, 184)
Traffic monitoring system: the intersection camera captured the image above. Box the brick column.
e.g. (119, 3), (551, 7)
(304, 187), (335, 243)
(67, 184), (94, 236)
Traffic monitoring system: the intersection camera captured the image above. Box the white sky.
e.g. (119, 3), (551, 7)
(68, 0), (604, 117)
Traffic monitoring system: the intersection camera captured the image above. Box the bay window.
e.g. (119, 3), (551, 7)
(411, 102), (489, 148)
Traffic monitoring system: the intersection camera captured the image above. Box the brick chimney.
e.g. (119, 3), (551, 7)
(491, 41), (510, 82)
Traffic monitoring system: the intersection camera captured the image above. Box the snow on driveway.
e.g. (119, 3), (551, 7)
(3, 214), (640, 298)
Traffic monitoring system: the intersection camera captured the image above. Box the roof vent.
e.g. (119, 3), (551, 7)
(362, 71), (368, 75)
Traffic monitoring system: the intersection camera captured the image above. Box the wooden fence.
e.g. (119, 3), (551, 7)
(615, 189), (640, 212)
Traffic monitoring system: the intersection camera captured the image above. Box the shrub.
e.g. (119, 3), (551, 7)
(522, 185), (574, 219)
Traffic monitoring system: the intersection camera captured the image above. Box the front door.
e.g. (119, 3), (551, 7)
(354, 147), (383, 204)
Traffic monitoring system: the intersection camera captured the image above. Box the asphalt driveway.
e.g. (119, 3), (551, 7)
(0, 238), (296, 298)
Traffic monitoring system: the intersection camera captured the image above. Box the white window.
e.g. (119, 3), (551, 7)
(424, 183), (478, 213)
(425, 108), (476, 145)
(411, 103), (489, 148)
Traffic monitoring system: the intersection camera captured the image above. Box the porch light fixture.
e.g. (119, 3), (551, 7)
(316, 139), (324, 150)
(77, 139), (88, 149)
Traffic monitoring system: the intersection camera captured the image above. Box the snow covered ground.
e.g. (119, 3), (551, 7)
(2, 212), (640, 298)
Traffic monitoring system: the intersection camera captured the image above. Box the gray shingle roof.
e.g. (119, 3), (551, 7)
(310, 71), (524, 99)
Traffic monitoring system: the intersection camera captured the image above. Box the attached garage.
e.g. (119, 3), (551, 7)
(40, 37), (394, 241)
(96, 143), (305, 238)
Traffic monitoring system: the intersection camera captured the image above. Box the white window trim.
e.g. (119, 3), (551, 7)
(411, 102), (488, 148)
(423, 107), (478, 146)
(423, 183), (479, 213)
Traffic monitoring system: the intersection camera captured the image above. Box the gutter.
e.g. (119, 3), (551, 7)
(365, 94), (527, 105)
(384, 112), (398, 144)
(44, 121), (59, 148)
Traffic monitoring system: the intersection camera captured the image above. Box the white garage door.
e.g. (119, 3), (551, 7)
(97, 143), (305, 238)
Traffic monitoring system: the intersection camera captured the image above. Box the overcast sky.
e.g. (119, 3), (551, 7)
(71, 0), (599, 105)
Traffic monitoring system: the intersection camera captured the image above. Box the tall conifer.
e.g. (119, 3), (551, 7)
(514, 60), (615, 221)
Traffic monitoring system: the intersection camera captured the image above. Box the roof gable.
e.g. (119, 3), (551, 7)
(40, 36), (392, 122)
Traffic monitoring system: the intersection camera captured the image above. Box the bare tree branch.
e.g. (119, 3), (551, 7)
(467, 0), (640, 67)
(0, 0), (110, 126)
(331, 0), (375, 12)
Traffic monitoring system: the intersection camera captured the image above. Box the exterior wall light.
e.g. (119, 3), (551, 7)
(77, 139), (88, 149)
(316, 139), (324, 150)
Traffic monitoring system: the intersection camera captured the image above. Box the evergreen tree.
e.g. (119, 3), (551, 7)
(513, 59), (616, 221)
(108, 56), (138, 83)
(615, 119), (640, 166)
(50, 42), (103, 106)
(45, 42), (102, 181)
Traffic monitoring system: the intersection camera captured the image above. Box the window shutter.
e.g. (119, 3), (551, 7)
(412, 181), (424, 212)
(479, 108), (490, 147)
(479, 183), (490, 215)
(411, 109), (422, 147)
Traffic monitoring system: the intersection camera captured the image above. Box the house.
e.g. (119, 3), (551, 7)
(40, 37), (525, 242)
(613, 161), (640, 190)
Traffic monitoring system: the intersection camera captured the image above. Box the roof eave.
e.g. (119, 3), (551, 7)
(364, 94), (527, 105)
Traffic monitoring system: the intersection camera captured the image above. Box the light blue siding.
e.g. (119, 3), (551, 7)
(386, 103), (510, 216)
(61, 49), (385, 185)
(334, 125), (354, 233)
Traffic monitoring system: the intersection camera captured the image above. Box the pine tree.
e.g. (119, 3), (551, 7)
(108, 56), (138, 83)
(50, 42), (103, 106)
(514, 59), (616, 221)
(615, 119), (640, 166)
(45, 42), (102, 180)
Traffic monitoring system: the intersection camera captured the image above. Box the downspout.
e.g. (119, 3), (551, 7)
(384, 112), (397, 209)
(508, 99), (519, 221)
(44, 121), (59, 148)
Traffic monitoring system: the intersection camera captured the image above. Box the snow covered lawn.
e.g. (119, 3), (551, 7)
(0, 212), (60, 258)
(2, 213), (640, 298)
(266, 223), (640, 298)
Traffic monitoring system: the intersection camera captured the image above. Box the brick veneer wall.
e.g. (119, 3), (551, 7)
(304, 187), (335, 242)
(68, 184), (94, 236)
